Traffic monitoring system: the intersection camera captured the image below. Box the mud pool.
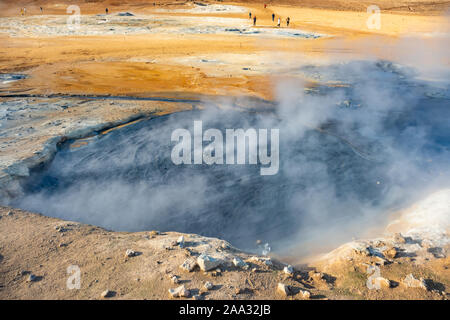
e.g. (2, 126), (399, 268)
(5, 60), (450, 253)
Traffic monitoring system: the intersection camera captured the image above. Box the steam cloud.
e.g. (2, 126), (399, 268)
(7, 36), (450, 257)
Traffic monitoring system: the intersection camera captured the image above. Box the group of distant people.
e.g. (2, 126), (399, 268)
(272, 13), (290, 27)
(19, 4), (290, 28)
(249, 5), (291, 28)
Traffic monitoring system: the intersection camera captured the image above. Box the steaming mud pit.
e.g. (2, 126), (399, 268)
(1, 0), (449, 300)
(9, 61), (450, 255)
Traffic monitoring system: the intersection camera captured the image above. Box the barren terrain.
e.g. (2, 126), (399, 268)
(0, 0), (449, 299)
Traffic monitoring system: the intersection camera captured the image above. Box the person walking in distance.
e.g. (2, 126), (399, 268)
(286, 17), (290, 27)
(249, 12), (252, 19)
(253, 16), (257, 26)
(106, 8), (109, 15)
(272, 13), (275, 21)
(277, 17), (281, 27)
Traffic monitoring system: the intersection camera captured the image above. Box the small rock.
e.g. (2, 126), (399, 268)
(117, 12), (134, 16)
(283, 265), (294, 275)
(367, 246), (384, 258)
(7, 211), (13, 216)
(55, 225), (67, 232)
(101, 290), (114, 298)
(177, 236), (185, 248)
(211, 269), (222, 277)
(277, 283), (292, 296)
(369, 276), (391, 289)
(297, 290), (311, 299)
(197, 254), (222, 271)
(421, 239), (433, 249)
(373, 240), (386, 247)
(221, 242), (230, 250)
(308, 271), (323, 281)
(168, 285), (190, 298)
(170, 275), (179, 284)
(125, 249), (136, 257)
(180, 259), (197, 272)
(402, 274), (427, 289)
(375, 256), (389, 265)
(192, 295), (202, 300)
(393, 233), (406, 244)
(184, 248), (193, 256)
(204, 281), (214, 290)
(26, 274), (36, 282)
(233, 257), (248, 269)
(354, 247), (371, 256)
(383, 247), (398, 259)
(428, 247), (446, 259)
(379, 277), (392, 288)
(250, 256), (272, 266)
(235, 287), (251, 295)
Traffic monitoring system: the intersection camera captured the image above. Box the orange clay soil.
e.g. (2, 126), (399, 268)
(0, 1), (448, 104)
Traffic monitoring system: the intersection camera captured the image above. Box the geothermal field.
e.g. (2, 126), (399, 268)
(0, 0), (449, 301)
